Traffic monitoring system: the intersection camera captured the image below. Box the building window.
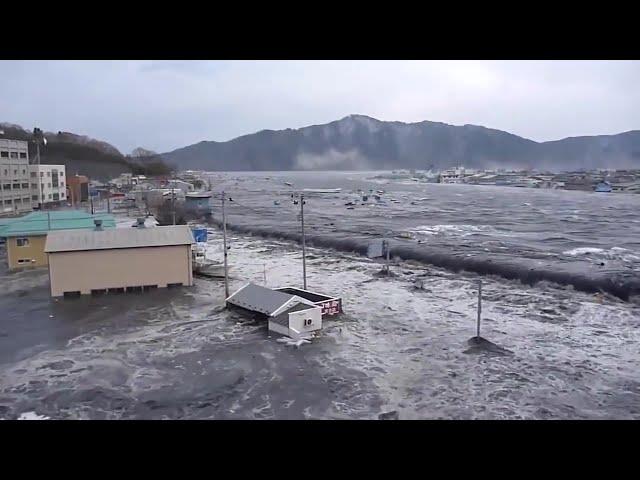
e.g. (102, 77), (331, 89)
(17, 259), (33, 264)
(31, 183), (38, 189)
(61, 193), (65, 198)
(61, 181), (65, 187)
(4, 199), (12, 205)
(22, 169), (25, 175)
(32, 195), (38, 201)
(3, 169), (7, 175)
(23, 197), (30, 202)
(14, 170), (17, 175)
(53, 193), (59, 201)
(12, 183), (19, 189)
(15, 198), (21, 204)
(30, 172), (37, 177)
(2, 184), (10, 190)
(47, 171), (50, 177)
(60, 172), (64, 177)
(0, 151), (8, 158)
(19, 152), (26, 159)
(16, 237), (29, 247)
(21, 183), (28, 189)
(48, 194), (52, 199)
(10, 152), (18, 159)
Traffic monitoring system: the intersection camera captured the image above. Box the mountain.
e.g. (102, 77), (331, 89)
(0, 124), (172, 180)
(160, 115), (640, 172)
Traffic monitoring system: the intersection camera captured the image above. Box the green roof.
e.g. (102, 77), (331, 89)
(1, 210), (116, 237)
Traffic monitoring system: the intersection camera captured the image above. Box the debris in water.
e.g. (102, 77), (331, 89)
(463, 336), (513, 356)
(378, 410), (399, 420)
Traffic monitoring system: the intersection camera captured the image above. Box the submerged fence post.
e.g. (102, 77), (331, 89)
(477, 279), (482, 338)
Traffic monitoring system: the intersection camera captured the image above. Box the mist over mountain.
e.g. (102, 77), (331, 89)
(160, 115), (640, 172)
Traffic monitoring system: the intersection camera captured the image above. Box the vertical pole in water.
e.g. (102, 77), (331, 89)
(301, 193), (307, 290)
(171, 179), (176, 226)
(90, 195), (94, 215)
(385, 239), (390, 274)
(222, 191), (229, 298)
(477, 279), (482, 338)
(107, 194), (111, 213)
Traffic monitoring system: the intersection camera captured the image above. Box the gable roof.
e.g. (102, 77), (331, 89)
(44, 225), (194, 253)
(1, 210), (116, 237)
(226, 283), (315, 316)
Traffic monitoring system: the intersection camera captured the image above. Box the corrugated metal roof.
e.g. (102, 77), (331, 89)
(45, 225), (194, 253)
(2, 211), (116, 237)
(226, 283), (307, 316)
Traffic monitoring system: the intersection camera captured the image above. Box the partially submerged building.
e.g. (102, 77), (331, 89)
(226, 283), (322, 339)
(1, 210), (116, 270)
(45, 224), (194, 297)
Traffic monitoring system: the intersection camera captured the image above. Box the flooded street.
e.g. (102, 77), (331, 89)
(1, 212), (640, 419)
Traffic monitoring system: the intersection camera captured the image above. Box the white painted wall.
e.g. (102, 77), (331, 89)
(288, 307), (322, 334)
(29, 164), (67, 205)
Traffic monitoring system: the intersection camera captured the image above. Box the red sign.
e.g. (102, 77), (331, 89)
(318, 299), (342, 316)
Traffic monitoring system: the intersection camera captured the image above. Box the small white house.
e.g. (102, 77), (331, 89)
(226, 283), (322, 339)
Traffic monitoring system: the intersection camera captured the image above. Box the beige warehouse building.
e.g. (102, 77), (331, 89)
(44, 224), (194, 297)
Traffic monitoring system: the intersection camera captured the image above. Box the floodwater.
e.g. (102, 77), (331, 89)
(1, 171), (639, 419)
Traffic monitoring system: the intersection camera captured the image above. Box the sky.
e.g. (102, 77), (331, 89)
(0, 60), (638, 154)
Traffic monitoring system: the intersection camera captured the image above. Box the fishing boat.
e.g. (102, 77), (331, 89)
(302, 188), (342, 194)
(595, 182), (612, 193)
(192, 244), (230, 277)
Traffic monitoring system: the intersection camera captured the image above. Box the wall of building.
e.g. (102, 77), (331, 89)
(48, 244), (193, 297)
(6, 235), (48, 269)
(288, 307), (322, 335)
(0, 139), (32, 216)
(29, 164), (67, 206)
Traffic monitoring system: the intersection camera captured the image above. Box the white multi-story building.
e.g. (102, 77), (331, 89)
(0, 139), (32, 216)
(28, 164), (67, 207)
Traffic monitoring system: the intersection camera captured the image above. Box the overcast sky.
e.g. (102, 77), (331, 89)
(0, 60), (638, 154)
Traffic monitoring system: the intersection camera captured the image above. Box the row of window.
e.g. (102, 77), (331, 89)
(0, 151), (27, 159)
(1, 182), (64, 190)
(3, 197), (32, 205)
(3, 169), (26, 176)
(17, 258), (34, 264)
(3, 170), (64, 177)
(3, 191), (65, 204)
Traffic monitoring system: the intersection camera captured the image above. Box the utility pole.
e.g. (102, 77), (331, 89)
(384, 239), (390, 274)
(222, 191), (229, 298)
(171, 174), (176, 226)
(477, 279), (482, 338)
(300, 193), (307, 290)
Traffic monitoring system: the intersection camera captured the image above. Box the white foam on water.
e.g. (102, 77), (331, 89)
(17, 411), (50, 420)
(564, 247), (606, 256)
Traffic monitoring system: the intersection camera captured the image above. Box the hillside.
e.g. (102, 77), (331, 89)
(0, 124), (172, 180)
(160, 115), (640, 172)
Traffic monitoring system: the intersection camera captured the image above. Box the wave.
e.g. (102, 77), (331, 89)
(208, 219), (640, 301)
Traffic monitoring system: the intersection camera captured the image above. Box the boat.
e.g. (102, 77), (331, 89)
(595, 182), (612, 193)
(191, 243), (228, 277)
(302, 188), (342, 194)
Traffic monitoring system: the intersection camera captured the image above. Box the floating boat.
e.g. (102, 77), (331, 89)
(302, 188), (342, 194)
(595, 182), (612, 193)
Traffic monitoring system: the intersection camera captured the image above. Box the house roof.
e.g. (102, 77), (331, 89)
(1, 210), (116, 237)
(45, 224), (194, 253)
(226, 283), (315, 317)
